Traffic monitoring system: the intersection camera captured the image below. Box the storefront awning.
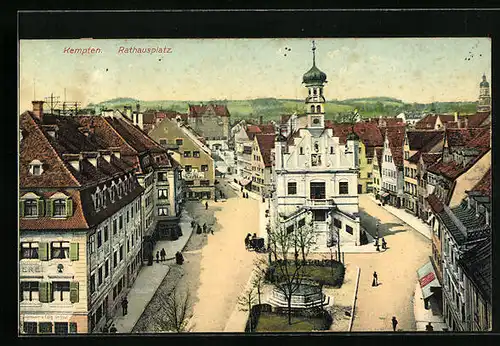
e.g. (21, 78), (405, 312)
(417, 261), (441, 300)
(240, 178), (251, 186)
(381, 192), (390, 198)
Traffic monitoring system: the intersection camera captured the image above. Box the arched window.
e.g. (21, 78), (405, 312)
(316, 105), (321, 113)
(310, 105), (315, 113)
(313, 88), (317, 95)
(53, 199), (67, 216)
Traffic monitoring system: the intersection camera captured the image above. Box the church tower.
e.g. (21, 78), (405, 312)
(477, 73), (491, 113)
(303, 41), (327, 128)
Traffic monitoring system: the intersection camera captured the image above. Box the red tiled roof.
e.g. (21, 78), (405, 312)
(446, 128), (489, 149)
(326, 122), (383, 149)
(375, 147), (383, 164)
(466, 127), (490, 149)
(385, 126), (406, 167)
(415, 114), (456, 129)
(255, 134), (276, 167)
(258, 124), (276, 134)
(467, 112), (490, 128)
(426, 193), (444, 213)
(420, 153), (442, 166)
(188, 104), (230, 117)
(470, 168), (491, 197)
(427, 148), (489, 180)
(406, 131), (444, 151)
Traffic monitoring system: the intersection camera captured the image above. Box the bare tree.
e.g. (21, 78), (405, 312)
(268, 215), (309, 325)
(294, 210), (316, 263)
(154, 286), (192, 333)
(237, 286), (258, 332)
(252, 257), (268, 306)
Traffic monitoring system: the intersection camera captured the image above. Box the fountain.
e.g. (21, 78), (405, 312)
(268, 280), (330, 309)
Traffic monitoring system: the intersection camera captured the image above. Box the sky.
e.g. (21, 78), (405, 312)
(19, 38), (491, 111)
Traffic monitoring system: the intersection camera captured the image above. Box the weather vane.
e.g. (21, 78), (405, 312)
(312, 40), (316, 65)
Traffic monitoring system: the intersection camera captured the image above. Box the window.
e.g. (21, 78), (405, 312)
(113, 219), (117, 235)
(90, 275), (96, 294)
(20, 281), (39, 301)
(54, 322), (69, 334)
(23, 322), (37, 334)
(104, 226), (109, 242)
(24, 200), (38, 217)
(300, 147), (304, 155)
(158, 189), (168, 199)
(346, 225), (353, 234)
(113, 251), (117, 268)
(367, 172), (372, 178)
(310, 182), (326, 199)
(126, 210), (129, 223)
(333, 218), (342, 229)
(176, 138), (183, 146)
(287, 182), (297, 195)
(53, 281), (70, 301)
(97, 231), (102, 248)
(193, 151), (200, 158)
(89, 235), (96, 254)
(367, 158), (373, 164)
(158, 207), (169, 216)
(311, 105), (315, 113)
(159, 139), (167, 146)
(51, 242), (69, 259)
(98, 267), (103, 285)
(39, 322), (53, 334)
(105, 259), (109, 278)
(201, 165), (208, 172)
(185, 165), (192, 172)
(21, 242), (38, 259)
(53, 199), (66, 217)
(29, 160), (44, 175)
(183, 151), (191, 158)
(185, 181), (194, 186)
(200, 180), (210, 186)
(119, 216), (123, 230)
(339, 182), (349, 195)
(119, 245), (123, 262)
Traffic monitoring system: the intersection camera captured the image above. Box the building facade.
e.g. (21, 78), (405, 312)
(251, 134), (275, 196)
(272, 43), (361, 251)
(380, 126), (405, 207)
(19, 105), (144, 334)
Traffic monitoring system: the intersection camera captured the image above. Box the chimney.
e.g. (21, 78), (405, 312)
(138, 112), (144, 130)
(110, 147), (121, 159)
(32, 101), (44, 121)
(63, 153), (82, 172)
(454, 112), (459, 123)
(260, 115), (263, 125)
(464, 117), (468, 128)
(136, 103), (140, 113)
(98, 149), (112, 163)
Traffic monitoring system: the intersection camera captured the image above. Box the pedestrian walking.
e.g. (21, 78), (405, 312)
(109, 324), (117, 333)
(382, 237), (387, 250)
(175, 251), (184, 265)
(205, 201), (208, 210)
(156, 251), (160, 263)
(160, 248), (166, 261)
(391, 316), (398, 332)
(245, 236), (250, 250)
(425, 322), (434, 332)
(372, 271), (378, 286)
(374, 237), (379, 247)
(241, 186), (244, 192)
(203, 223), (207, 233)
(121, 297), (128, 316)
(376, 243), (381, 252)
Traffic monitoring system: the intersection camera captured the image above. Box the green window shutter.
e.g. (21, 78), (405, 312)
(19, 201), (25, 217)
(70, 243), (79, 261)
(37, 199), (45, 216)
(38, 242), (49, 261)
(39, 282), (49, 303)
(69, 322), (77, 333)
(70, 281), (79, 303)
(66, 199), (73, 217)
(46, 200), (53, 217)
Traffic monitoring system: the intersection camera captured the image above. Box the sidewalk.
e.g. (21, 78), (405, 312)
(111, 208), (194, 333)
(367, 195), (431, 240)
(413, 282), (447, 331)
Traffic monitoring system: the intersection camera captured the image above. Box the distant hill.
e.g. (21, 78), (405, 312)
(86, 97), (478, 122)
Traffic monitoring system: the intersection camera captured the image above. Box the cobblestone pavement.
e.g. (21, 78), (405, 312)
(347, 195), (431, 332)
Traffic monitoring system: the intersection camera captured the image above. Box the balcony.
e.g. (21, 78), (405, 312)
(305, 198), (335, 209)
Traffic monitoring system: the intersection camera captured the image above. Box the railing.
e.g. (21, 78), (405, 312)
(306, 198), (335, 207)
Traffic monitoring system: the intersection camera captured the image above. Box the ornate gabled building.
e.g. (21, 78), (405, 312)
(272, 42), (361, 251)
(379, 126), (406, 207)
(19, 104), (145, 334)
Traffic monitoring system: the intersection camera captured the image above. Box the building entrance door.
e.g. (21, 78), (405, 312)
(358, 184), (362, 194)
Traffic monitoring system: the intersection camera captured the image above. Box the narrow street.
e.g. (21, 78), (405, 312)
(349, 195), (431, 332)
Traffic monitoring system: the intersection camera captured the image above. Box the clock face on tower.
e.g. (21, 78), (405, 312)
(313, 117), (320, 125)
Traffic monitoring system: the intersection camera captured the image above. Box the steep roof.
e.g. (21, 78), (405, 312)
(445, 128), (488, 149)
(188, 104), (230, 117)
(374, 147), (383, 165)
(467, 112), (490, 128)
(427, 148), (489, 180)
(385, 126), (406, 167)
(469, 168), (491, 198)
(406, 131), (444, 151)
(415, 114), (455, 129)
(420, 152), (442, 166)
(326, 121), (383, 149)
(255, 134), (276, 167)
(458, 238), (491, 302)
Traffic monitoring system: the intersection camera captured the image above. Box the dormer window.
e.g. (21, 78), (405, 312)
(48, 192), (73, 218)
(53, 199), (66, 217)
(29, 160), (43, 175)
(20, 193), (44, 218)
(24, 200), (38, 217)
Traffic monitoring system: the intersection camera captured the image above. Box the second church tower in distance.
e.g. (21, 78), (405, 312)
(272, 41), (362, 251)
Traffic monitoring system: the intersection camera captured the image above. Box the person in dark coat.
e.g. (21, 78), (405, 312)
(382, 237), (387, 250)
(376, 243), (381, 252)
(391, 316), (398, 332)
(175, 251), (184, 265)
(156, 251), (160, 263)
(109, 324), (117, 333)
(160, 248), (166, 261)
(121, 297), (128, 315)
(245, 236), (250, 250)
(425, 322), (434, 332)
(205, 201), (208, 210)
(372, 271), (378, 286)
(203, 223), (207, 233)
